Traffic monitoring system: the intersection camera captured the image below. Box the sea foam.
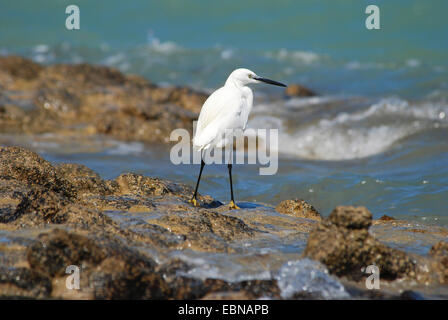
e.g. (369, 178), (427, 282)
(249, 97), (448, 160)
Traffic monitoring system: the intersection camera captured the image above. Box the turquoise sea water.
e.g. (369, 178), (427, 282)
(1, 0), (448, 97)
(1, 1), (448, 224)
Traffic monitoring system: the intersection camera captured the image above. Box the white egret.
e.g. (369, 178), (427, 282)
(190, 68), (286, 209)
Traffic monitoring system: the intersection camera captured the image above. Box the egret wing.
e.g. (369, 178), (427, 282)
(239, 87), (253, 130)
(193, 86), (243, 149)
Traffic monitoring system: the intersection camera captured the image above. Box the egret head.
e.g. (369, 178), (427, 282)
(226, 68), (287, 88)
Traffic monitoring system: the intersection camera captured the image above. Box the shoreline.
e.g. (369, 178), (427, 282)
(0, 146), (447, 299)
(1, 55), (447, 299)
(0, 55), (311, 145)
(0, 55), (206, 144)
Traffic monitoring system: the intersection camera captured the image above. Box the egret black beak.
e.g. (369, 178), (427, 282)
(254, 76), (287, 87)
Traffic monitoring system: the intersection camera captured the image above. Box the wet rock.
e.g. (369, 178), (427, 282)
(0, 177), (32, 223)
(43, 63), (127, 87)
(162, 87), (207, 113)
(0, 146), (75, 198)
(110, 172), (214, 205)
(0, 146), (283, 297)
(0, 56), (43, 80)
(25, 228), (170, 299)
(114, 173), (174, 197)
(0, 148), (126, 226)
(329, 206), (372, 229)
(24, 229), (280, 299)
(148, 209), (256, 252)
(27, 229), (107, 277)
(429, 241), (448, 283)
(25, 228), (173, 299)
(154, 210), (255, 241)
(430, 241), (448, 257)
(231, 280), (281, 299)
(285, 84), (316, 97)
(0, 105), (28, 134)
(159, 268), (280, 300)
(0, 146), (207, 233)
(13, 188), (71, 224)
(276, 199), (321, 220)
(11, 187), (115, 229)
(201, 291), (254, 300)
(303, 206), (416, 281)
(399, 290), (425, 300)
(89, 256), (167, 299)
(1, 146), (448, 298)
(0, 147), (115, 228)
(0, 56), (207, 144)
(55, 163), (110, 197)
(0, 267), (51, 298)
(379, 215), (395, 221)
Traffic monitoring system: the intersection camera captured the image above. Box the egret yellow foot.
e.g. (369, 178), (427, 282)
(189, 198), (199, 207)
(228, 200), (240, 210)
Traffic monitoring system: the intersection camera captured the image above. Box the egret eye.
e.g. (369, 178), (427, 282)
(248, 74), (252, 78)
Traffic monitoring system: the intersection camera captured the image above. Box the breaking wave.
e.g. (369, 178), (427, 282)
(250, 97), (448, 160)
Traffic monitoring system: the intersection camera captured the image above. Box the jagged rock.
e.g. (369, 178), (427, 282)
(303, 206), (416, 281)
(27, 229), (107, 277)
(0, 267), (51, 298)
(24, 228), (280, 299)
(328, 206), (372, 229)
(154, 210), (255, 241)
(0, 146), (447, 299)
(114, 173), (174, 197)
(13, 188), (72, 224)
(276, 199), (321, 220)
(0, 146), (76, 198)
(429, 241), (448, 283)
(285, 84), (316, 97)
(0, 56), (43, 80)
(55, 163), (110, 197)
(0, 55), (207, 144)
(379, 214), (395, 221)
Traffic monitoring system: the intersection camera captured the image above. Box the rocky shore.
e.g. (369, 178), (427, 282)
(0, 56), (447, 299)
(0, 146), (447, 299)
(0, 55), (207, 144)
(0, 55), (315, 145)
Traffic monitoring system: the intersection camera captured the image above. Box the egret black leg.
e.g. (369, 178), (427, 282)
(190, 158), (205, 207)
(227, 163), (240, 209)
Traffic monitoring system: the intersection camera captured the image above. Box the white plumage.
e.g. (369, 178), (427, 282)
(193, 68), (256, 151)
(189, 68), (286, 209)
